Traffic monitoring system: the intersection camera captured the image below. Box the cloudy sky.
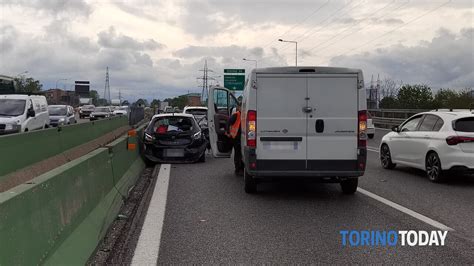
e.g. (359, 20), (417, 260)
(0, 0), (473, 102)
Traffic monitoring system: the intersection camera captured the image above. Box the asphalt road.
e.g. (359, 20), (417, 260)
(130, 128), (474, 264)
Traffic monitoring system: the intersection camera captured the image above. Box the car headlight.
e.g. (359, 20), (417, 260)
(144, 132), (155, 143)
(192, 131), (202, 140)
(5, 124), (13, 130)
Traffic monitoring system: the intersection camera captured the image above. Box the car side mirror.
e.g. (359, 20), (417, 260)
(391, 125), (399, 132)
(27, 108), (36, 118)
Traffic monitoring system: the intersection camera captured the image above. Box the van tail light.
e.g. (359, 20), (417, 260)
(247, 110), (257, 148)
(446, 136), (474, 145)
(358, 110), (367, 147)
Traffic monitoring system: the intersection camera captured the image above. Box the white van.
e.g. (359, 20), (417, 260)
(0, 94), (49, 134)
(207, 67), (368, 194)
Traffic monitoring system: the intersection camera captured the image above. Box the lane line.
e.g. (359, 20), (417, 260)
(132, 164), (171, 265)
(367, 146), (379, 153)
(358, 188), (454, 231)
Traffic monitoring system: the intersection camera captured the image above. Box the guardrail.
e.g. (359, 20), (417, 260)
(0, 124), (146, 265)
(0, 116), (128, 180)
(368, 109), (428, 128)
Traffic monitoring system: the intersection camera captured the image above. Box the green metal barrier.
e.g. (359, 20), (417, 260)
(0, 116), (128, 179)
(0, 126), (145, 265)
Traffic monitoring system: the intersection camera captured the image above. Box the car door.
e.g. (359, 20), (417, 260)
(207, 86), (238, 158)
(389, 115), (423, 163)
(410, 114), (440, 167)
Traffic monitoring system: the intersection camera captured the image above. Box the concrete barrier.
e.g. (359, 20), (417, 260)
(0, 116), (128, 179)
(0, 124), (146, 265)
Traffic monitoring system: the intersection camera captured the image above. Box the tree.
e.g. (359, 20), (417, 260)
(397, 84), (434, 109)
(14, 76), (42, 93)
(150, 99), (161, 108)
(134, 98), (148, 107)
(379, 96), (398, 109)
(96, 98), (108, 106)
(432, 89), (459, 109)
(90, 90), (99, 105)
(380, 78), (400, 98)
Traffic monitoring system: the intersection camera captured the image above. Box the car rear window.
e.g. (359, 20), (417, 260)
(150, 117), (196, 133)
(454, 117), (474, 132)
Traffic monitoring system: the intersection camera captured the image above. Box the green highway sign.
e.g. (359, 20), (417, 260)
(224, 69), (245, 74)
(224, 75), (245, 91)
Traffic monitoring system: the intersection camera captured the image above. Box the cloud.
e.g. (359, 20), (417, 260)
(97, 26), (165, 51)
(2, 0), (92, 17)
(0, 25), (18, 53)
(330, 27), (474, 89)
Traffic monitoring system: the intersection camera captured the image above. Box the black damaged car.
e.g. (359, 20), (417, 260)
(142, 114), (207, 165)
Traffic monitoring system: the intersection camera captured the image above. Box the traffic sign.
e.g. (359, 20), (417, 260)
(224, 75), (245, 91)
(224, 69), (245, 74)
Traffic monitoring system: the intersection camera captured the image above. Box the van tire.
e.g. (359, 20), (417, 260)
(368, 134), (374, 139)
(340, 178), (358, 194)
(244, 170), (257, 194)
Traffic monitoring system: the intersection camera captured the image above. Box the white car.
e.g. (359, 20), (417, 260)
(380, 111), (474, 182)
(113, 106), (129, 116)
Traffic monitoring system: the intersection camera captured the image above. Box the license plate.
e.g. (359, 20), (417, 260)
(164, 149), (184, 157)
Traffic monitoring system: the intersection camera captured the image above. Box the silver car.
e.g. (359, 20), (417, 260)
(48, 105), (76, 126)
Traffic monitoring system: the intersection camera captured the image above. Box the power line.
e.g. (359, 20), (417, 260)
(278, 0), (361, 55)
(335, 0), (451, 57)
(305, 0), (397, 53)
(244, 0), (332, 59)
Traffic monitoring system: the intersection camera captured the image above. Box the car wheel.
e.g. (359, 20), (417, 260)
(368, 134), (374, 139)
(340, 178), (358, 194)
(198, 152), (206, 163)
(426, 152), (443, 182)
(244, 170), (257, 194)
(380, 144), (396, 169)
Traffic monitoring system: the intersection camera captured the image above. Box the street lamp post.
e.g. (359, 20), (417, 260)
(278, 39), (298, 66)
(242, 58), (258, 68)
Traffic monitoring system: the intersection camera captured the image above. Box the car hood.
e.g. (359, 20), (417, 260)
(0, 116), (19, 124)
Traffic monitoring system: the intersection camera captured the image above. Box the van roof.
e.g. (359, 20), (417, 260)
(253, 66), (363, 75)
(0, 94), (46, 100)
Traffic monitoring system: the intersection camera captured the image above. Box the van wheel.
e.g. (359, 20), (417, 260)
(426, 152), (443, 183)
(380, 144), (396, 169)
(244, 170), (257, 194)
(340, 178), (358, 194)
(368, 134), (374, 139)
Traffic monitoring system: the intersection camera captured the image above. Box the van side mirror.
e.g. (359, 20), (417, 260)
(391, 125), (399, 132)
(27, 108), (36, 118)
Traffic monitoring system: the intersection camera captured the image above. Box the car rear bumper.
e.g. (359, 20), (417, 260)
(367, 127), (375, 135)
(440, 150), (474, 170)
(143, 142), (207, 163)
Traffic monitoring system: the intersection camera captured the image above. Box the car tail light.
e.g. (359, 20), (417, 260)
(247, 110), (257, 148)
(446, 136), (474, 145)
(358, 110), (367, 147)
(157, 125), (168, 134)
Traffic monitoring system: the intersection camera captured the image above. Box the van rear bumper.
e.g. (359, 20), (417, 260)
(246, 159), (364, 178)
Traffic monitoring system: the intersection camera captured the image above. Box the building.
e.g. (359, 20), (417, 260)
(186, 93), (202, 106)
(43, 89), (79, 106)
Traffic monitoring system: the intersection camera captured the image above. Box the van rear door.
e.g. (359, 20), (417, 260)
(306, 74), (359, 170)
(256, 74), (307, 170)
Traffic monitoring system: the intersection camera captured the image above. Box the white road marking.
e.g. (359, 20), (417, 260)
(358, 188), (454, 231)
(132, 164), (171, 265)
(367, 146), (379, 153)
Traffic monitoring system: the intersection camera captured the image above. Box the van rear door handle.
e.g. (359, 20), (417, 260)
(302, 107), (312, 113)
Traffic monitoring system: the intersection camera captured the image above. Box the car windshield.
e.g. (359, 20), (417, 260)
(48, 106), (67, 116)
(95, 107), (109, 112)
(185, 109), (207, 116)
(151, 117), (195, 133)
(0, 99), (26, 116)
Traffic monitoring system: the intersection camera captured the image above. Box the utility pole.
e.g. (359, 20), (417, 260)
(198, 60), (214, 103)
(104, 67), (111, 105)
(119, 89), (122, 105)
